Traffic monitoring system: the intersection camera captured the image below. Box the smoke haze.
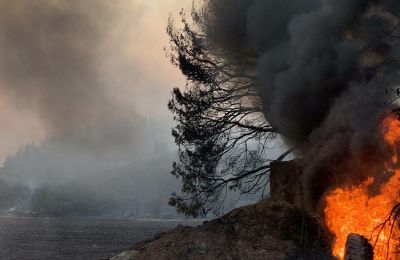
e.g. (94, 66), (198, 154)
(0, 1), (141, 155)
(5, 0), (400, 217)
(0, 0), (194, 218)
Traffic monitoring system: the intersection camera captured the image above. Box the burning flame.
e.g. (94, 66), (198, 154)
(323, 115), (400, 259)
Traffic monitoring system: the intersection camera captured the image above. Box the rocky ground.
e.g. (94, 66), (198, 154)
(110, 199), (332, 260)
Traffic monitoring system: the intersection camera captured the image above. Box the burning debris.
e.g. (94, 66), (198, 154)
(271, 114), (400, 259)
(321, 114), (400, 259)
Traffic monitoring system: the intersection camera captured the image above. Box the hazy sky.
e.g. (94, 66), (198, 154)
(0, 0), (191, 162)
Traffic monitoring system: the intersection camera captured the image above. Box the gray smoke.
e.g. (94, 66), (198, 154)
(0, 0), (142, 154)
(198, 0), (400, 205)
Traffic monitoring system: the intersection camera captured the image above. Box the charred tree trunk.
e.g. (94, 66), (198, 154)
(270, 160), (306, 210)
(344, 233), (373, 260)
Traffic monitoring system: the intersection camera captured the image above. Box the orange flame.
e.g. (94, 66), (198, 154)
(323, 115), (400, 259)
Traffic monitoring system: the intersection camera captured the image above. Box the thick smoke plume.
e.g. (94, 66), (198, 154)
(200, 0), (400, 206)
(0, 0), (141, 155)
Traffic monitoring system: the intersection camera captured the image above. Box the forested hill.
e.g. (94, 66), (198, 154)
(0, 144), (180, 219)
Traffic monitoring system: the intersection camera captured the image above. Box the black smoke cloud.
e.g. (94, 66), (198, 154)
(199, 0), (400, 205)
(202, 0), (400, 138)
(0, 0), (142, 155)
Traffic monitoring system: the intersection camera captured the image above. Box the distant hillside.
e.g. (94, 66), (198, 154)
(0, 142), (182, 218)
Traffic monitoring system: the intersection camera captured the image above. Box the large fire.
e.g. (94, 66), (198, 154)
(323, 115), (400, 259)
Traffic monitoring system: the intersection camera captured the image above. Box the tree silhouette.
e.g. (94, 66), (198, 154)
(167, 7), (283, 217)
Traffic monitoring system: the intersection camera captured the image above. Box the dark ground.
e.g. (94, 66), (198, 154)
(111, 200), (333, 260)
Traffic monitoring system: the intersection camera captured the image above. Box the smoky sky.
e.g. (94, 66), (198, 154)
(0, 0), (143, 155)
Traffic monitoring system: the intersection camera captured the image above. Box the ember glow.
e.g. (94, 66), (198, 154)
(323, 115), (400, 259)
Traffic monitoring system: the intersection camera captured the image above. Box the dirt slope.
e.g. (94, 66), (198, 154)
(110, 199), (332, 260)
